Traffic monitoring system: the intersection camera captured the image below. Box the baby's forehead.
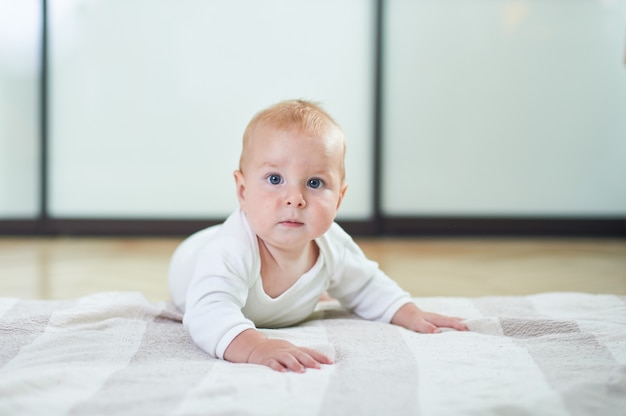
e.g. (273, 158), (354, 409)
(240, 120), (346, 178)
(248, 122), (344, 150)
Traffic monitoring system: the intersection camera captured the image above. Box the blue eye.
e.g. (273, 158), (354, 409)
(267, 174), (283, 185)
(307, 178), (324, 189)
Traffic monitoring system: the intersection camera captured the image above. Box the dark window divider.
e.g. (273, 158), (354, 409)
(372, 0), (385, 234)
(382, 217), (626, 238)
(1, 218), (624, 237)
(39, 0), (50, 235)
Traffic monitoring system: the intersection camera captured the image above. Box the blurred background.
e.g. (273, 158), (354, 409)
(1, 0), (625, 236)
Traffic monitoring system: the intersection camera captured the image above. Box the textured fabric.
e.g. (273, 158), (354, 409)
(1, 292), (625, 416)
(171, 208), (411, 359)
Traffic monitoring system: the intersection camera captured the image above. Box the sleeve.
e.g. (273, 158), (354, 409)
(325, 226), (412, 323)
(183, 240), (256, 359)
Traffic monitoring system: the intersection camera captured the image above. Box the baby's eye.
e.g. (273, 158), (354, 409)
(307, 178), (324, 189)
(266, 174), (283, 185)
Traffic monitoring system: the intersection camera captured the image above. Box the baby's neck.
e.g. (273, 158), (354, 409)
(257, 239), (319, 298)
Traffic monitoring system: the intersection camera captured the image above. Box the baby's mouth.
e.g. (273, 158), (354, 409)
(280, 220), (304, 227)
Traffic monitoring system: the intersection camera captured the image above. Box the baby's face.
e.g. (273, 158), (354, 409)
(234, 124), (347, 252)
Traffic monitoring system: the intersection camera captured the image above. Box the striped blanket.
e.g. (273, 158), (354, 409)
(1, 292), (625, 415)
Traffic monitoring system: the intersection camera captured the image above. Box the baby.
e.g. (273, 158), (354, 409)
(168, 99), (467, 373)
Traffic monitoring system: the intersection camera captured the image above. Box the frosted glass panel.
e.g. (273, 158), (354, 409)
(0, 0), (40, 218)
(49, 0), (374, 219)
(382, 0), (626, 217)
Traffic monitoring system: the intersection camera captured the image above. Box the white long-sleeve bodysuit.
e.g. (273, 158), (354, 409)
(168, 208), (412, 359)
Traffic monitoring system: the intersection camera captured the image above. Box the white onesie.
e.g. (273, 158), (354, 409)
(168, 208), (412, 359)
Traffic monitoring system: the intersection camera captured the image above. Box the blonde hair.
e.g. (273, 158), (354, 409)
(239, 99), (346, 177)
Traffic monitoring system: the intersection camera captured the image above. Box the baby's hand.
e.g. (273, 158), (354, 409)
(392, 302), (468, 333)
(248, 339), (333, 373)
(224, 329), (333, 373)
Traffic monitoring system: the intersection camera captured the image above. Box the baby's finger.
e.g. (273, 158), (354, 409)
(293, 351), (322, 370)
(429, 314), (468, 331)
(451, 319), (468, 331)
(266, 358), (288, 373)
(301, 347), (334, 365)
(277, 354), (306, 373)
(413, 319), (440, 334)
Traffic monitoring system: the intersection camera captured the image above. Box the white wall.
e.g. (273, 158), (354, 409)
(2, 0), (625, 223)
(382, 0), (626, 217)
(48, 0), (375, 220)
(0, 0), (40, 218)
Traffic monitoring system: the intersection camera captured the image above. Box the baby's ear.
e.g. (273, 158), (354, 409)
(233, 170), (246, 204)
(336, 182), (348, 210)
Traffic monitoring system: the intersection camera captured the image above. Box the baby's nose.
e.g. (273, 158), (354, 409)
(285, 192), (306, 208)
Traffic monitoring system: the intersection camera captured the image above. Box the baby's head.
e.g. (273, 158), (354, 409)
(239, 99), (346, 179)
(234, 100), (348, 249)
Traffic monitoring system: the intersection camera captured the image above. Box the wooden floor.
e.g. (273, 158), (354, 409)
(1, 237), (624, 301)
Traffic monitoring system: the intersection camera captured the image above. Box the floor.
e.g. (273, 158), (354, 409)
(0, 237), (624, 302)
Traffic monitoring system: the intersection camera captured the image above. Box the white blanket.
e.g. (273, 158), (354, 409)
(1, 292), (625, 415)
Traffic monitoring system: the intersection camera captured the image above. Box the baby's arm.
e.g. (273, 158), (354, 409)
(224, 328), (333, 373)
(391, 302), (468, 333)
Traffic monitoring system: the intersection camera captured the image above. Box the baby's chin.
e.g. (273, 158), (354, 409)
(257, 232), (319, 252)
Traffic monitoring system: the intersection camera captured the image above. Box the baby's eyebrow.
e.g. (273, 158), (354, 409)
(258, 161), (283, 169)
